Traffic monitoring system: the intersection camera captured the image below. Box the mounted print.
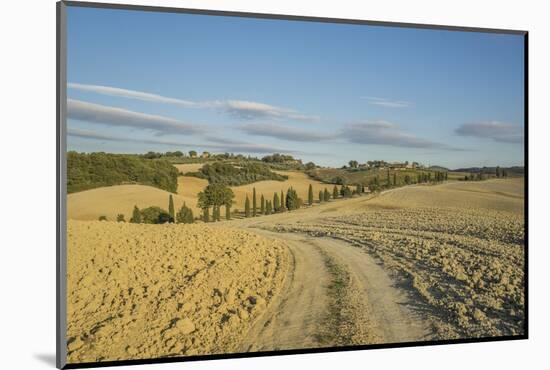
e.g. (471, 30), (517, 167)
(56, 1), (528, 368)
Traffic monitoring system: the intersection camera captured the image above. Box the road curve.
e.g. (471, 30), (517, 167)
(238, 229), (433, 352)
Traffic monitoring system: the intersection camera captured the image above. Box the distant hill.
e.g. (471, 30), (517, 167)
(452, 166), (524, 175)
(67, 152), (179, 193)
(428, 165), (450, 172)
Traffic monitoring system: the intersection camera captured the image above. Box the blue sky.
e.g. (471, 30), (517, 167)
(66, 5), (525, 168)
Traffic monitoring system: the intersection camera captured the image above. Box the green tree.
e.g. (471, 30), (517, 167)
(280, 190), (286, 212)
(253, 187), (257, 216)
(130, 206), (141, 223)
(260, 194), (265, 214)
(356, 184), (362, 194)
(393, 173), (397, 186)
(286, 187), (300, 211)
(98, 215), (107, 221)
(496, 166), (501, 178)
(324, 188), (330, 201)
(273, 192), (280, 212)
(140, 207), (171, 224)
(168, 194), (175, 223)
(319, 190), (323, 203)
(305, 161), (316, 170)
(176, 203), (194, 224)
(225, 203), (231, 220)
(349, 160), (359, 168)
(202, 207), (210, 222)
(116, 214), (125, 222)
(308, 184), (314, 206)
(386, 169), (391, 186)
(198, 183), (235, 222)
(333, 185), (339, 199)
(245, 196), (251, 218)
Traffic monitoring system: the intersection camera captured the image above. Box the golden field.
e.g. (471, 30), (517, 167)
(272, 178), (525, 339)
(68, 168), (328, 220)
(66, 221), (290, 363)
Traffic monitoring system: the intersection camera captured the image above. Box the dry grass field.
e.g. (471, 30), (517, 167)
(66, 221), (290, 363)
(68, 169), (327, 220)
(270, 178), (525, 339)
(67, 184), (202, 221)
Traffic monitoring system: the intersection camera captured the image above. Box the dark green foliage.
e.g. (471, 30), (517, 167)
(260, 194), (265, 215)
(348, 160), (359, 168)
(130, 205), (141, 224)
(404, 175), (412, 185)
(308, 184), (314, 206)
(225, 204), (231, 220)
(98, 215), (107, 221)
(305, 162), (316, 170)
(140, 206), (171, 224)
(197, 184), (234, 223)
(261, 153), (295, 163)
(67, 152), (179, 193)
(189, 150), (197, 157)
(191, 162), (287, 186)
(393, 173), (397, 186)
(324, 188), (330, 201)
(273, 192), (280, 212)
(202, 207), (210, 222)
(333, 176), (346, 185)
(280, 190), (286, 212)
(286, 187), (300, 211)
(168, 195), (175, 223)
(253, 188), (257, 216)
(266, 200), (272, 215)
(319, 190), (323, 203)
(340, 185), (352, 198)
(245, 196), (251, 218)
(176, 203), (194, 224)
(116, 214), (125, 222)
(333, 185), (339, 199)
(356, 184), (362, 194)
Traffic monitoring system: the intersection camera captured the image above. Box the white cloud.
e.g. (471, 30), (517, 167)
(68, 128), (297, 154)
(68, 82), (318, 122)
(361, 96), (412, 108)
(67, 99), (202, 135)
(455, 121), (523, 143)
(340, 121), (463, 150)
(239, 122), (331, 142)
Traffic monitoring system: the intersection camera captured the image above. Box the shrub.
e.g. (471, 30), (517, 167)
(176, 203), (194, 224)
(98, 215), (107, 221)
(130, 205), (141, 223)
(116, 214), (125, 222)
(140, 206), (171, 224)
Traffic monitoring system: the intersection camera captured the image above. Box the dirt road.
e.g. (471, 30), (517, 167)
(236, 229), (432, 351)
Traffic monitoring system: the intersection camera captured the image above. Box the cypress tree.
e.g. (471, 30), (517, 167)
(130, 205), (141, 223)
(324, 188), (330, 201)
(333, 185), (338, 199)
(308, 184), (314, 205)
(168, 194), (175, 223)
(393, 173), (397, 186)
(319, 190), (323, 203)
(280, 190), (285, 212)
(203, 207), (210, 222)
(387, 169), (391, 186)
(252, 187), (257, 216)
(273, 192), (280, 212)
(245, 196), (251, 218)
(225, 204), (231, 220)
(266, 200), (272, 215)
(260, 194), (265, 214)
